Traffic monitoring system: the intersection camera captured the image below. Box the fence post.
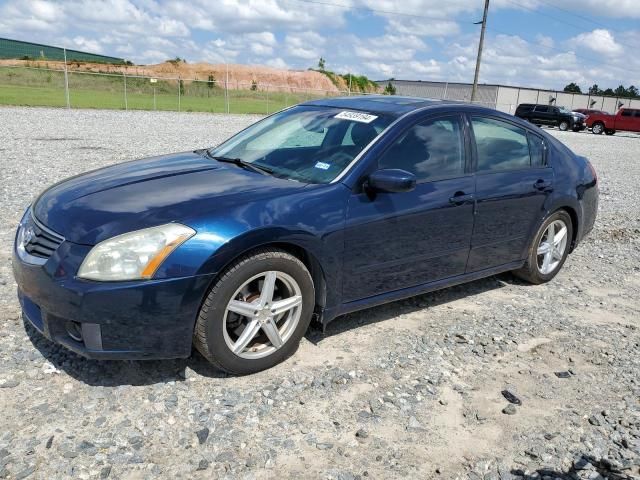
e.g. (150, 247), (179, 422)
(443, 82), (449, 100)
(63, 48), (70, 108)
(225, 64), (230, 114)
(266, 84), (270, 115)
(178, 76), (181, 112)
(123, 72), (128, 111)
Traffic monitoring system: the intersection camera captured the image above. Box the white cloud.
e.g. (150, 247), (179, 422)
(571, 29), (623, 56)
(71, 36), (103, 53)
(284, 32), (326, 60)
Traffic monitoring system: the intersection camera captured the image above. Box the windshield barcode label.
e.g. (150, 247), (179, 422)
(334, 111), (378, 123)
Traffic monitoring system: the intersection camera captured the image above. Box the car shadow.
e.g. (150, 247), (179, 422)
(510, 453), (636, 479)
(24, 317), (229, 386)
(25, 272), (523, 386)
(306, 272), (519, 344)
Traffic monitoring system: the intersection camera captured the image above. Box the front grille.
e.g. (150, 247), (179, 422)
(22, 213), (64, 259)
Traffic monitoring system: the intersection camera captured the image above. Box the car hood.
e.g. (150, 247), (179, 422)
(33, 151), (306, 245)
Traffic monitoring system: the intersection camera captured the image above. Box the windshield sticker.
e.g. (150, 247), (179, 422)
(314, 161), (330, 170)
(334, 111), (378, 123)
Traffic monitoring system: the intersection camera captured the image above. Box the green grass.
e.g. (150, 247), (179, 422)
(0, 67), (335, 114)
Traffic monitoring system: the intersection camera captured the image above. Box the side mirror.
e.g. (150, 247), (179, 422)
(366, 169), (416, 193)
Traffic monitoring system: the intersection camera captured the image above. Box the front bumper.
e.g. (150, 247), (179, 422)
(13, 246), (214, 360)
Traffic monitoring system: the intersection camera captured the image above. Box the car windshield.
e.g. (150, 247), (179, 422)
(207, 105), (393, 184)
(559, 107), (572, 114)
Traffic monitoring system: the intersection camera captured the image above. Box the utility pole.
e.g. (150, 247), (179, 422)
(471, 0), (489, 103)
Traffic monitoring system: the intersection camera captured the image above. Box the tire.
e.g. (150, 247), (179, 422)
(558, 121), (569, 131)
(513, 210), (573, 285)
(605, 130), (615, 136)
(193, 248), (315, 374)
(591, 122), (605, 135)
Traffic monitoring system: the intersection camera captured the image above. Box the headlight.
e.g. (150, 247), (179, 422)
(77, 223), (195, 281)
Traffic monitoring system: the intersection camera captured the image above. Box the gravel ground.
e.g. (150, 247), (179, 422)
(0, 107), (639, 480)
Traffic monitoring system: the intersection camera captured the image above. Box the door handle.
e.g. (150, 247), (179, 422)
(449, 193), (475, 205)
(533, 179), (553, 192)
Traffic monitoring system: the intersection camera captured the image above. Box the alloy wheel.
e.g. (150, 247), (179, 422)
(223, 271), (303, 359)
(536, 219), (569, 275)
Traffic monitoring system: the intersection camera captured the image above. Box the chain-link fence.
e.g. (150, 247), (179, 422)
(0, 65), (350, 114)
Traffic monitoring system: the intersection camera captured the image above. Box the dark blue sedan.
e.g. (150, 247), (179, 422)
(13, 96), (598, 374)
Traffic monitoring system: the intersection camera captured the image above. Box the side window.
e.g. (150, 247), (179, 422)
(534, 105), (549, 113)
(471, 117), (531, 172)
(634, 110), (640, 117)
(621, 109), (632, 117)
(527, 133), (545, 167)
(378, 116), (465, 181)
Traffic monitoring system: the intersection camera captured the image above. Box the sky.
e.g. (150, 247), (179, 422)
(1, 0), (639, 91)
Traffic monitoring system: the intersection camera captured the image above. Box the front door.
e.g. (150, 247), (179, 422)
(466, 115), (554, 272)
(342, 114), (475, 302)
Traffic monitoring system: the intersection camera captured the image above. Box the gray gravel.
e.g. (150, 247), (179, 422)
(0, 107), (639, 479)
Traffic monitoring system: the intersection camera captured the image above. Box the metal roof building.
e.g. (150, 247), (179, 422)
(0, 37), (125, 64)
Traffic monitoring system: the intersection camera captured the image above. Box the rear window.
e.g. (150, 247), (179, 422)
(471, 117), (531, 172)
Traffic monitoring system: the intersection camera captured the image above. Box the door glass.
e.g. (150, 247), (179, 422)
(527, 133), (545, 167)
(621, 110), (632, 117)
(378, 117), (465, 181)
(534, 106), (549, 112)
(471, 117), (531, 172)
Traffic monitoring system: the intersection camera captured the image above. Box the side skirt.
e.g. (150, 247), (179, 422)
(320, 260), (525, 328)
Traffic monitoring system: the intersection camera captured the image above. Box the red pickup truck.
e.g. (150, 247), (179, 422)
(586, 108), (640, 135)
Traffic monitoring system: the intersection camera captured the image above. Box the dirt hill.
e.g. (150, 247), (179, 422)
(0, 59), (350, 93)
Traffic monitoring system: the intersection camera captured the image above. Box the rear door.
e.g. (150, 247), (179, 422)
(617, 109), (636, 131)
(466, 115), (554, 272)
(531, 105), (550, 125)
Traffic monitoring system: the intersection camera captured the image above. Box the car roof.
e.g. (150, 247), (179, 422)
(301, 95), (463, 118)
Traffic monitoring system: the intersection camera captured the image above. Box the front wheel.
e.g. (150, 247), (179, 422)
(558, 121), (569, 131)
(591, 122), (605, 134)
(513, 211), (573, 285)
(193, 249), (315, 374)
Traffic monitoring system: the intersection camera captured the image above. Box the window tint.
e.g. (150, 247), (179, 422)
(471, 117), (531, 172)
(534, 105), (549, 113)
(621, 109), (632, 117)
(378, 117), (465, 181)
(635, 110), (640, 117)
(527, 133), (545, 167)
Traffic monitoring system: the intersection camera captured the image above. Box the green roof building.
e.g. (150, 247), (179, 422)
(0, 37), (125, 64)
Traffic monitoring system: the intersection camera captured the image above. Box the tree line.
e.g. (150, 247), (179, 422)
(563, 82), (639, 99)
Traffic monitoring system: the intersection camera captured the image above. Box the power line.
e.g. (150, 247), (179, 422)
(501, 0), (637, 51)
(534, 0), (625, 34)
(285, 0), (474, 22)
(286, 0), (640, 80)
(485, 24), (640, 77)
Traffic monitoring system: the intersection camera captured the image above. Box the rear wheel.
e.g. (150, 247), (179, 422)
(558, 120), (569, 131)
(193, 249), (315, 374)
(513, 211), (573, 284)
(591, 122), (605, 134)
